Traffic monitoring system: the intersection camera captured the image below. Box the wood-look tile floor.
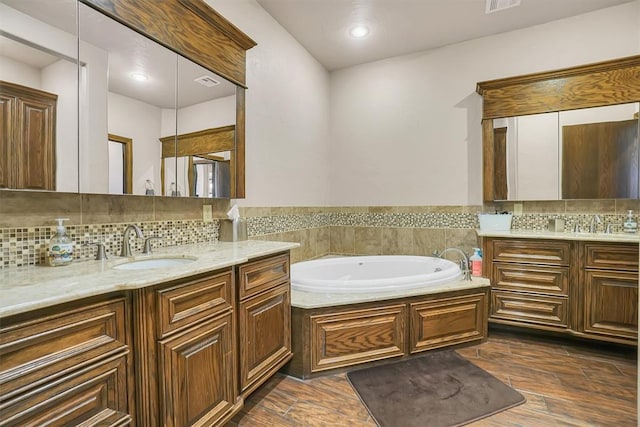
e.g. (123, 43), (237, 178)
(229, 330), (637, 426)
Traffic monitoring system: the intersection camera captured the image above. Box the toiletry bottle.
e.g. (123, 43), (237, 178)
(48, 218), (74, 266)
(470, 248), (482, 277)
(623, 210), (638, 233)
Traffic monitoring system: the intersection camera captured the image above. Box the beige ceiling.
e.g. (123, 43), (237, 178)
(256, 0), (636, 71)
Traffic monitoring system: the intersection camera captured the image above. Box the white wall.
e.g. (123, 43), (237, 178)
(207, 0), (331, 206)
(207, 1), (639, 207)
(329, 2), (640, 206)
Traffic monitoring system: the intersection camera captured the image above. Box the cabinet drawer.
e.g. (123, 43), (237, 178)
(490, 290), (568, 328)
(1, 354), (131, 426)
(156, 269), (233, 338)
(492, 263), (569, 296)
(238, 253), (290, 299)
(584, 243), (639, 272)
(0, 297), (129, 402)
(492, 239), (571, 265)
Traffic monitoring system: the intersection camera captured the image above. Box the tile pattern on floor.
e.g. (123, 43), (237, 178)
(229, 331), (637, 426)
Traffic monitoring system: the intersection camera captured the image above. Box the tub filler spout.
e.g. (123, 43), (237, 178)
(434, 248), (471, 281)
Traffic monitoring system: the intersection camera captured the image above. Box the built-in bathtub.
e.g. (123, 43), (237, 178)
(284, 255), (490, 379)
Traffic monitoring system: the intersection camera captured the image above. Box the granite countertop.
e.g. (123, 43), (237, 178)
(0, 240), (299, 318)
(476, 229), (640, 243)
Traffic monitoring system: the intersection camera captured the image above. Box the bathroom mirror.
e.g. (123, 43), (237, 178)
(492, 102), (639, 201)
(0, 0), (78, 192)
(1, 0), (250, 199)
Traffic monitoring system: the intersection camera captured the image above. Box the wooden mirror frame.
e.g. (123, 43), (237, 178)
(476, 55), (640, 202)
(80, 0), (256, 198)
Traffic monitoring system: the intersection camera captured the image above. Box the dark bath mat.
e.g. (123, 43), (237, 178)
(346, 350), (526, 427)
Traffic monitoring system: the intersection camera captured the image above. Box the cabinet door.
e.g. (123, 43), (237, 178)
(239, 283), (292, 395)
(583, 270), (638, 340)
(16, 96), (56, 190)
(158, 313), (236, 427)
(0, 93), (13, 189)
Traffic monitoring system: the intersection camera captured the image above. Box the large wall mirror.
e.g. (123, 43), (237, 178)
(492, 102), (639, 201)
(0, 0), (252, 199)
(478, 55), (640, 202)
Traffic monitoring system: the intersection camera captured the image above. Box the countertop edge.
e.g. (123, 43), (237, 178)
(1, 240), (299, 318)
(476, 229), (640, 243)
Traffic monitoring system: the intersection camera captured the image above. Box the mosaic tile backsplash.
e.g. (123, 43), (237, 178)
(2, 204), (634, 269)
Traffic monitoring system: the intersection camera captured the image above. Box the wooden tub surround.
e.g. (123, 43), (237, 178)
(285, 284), (490, 379)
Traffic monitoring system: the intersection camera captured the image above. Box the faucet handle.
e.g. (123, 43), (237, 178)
(143, 236), (162, 254)
(90, 242), (108, 260)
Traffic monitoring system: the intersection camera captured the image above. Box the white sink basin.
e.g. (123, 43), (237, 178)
(113, 257), (197, 270)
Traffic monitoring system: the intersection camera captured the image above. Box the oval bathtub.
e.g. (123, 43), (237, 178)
(291, 255), (462, 294)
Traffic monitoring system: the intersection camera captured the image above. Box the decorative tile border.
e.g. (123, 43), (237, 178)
(1, 205), (632, 269)
(1, 220), (219, 269)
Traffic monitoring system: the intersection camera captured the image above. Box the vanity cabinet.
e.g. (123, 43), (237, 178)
(237, 253), (293, 397)
(483, 237), (638, 345)
(134, 268), (240, 426)
(577, 243), (638, 343)
(0, 81), (57, 191)
(0, 294), (134, 425)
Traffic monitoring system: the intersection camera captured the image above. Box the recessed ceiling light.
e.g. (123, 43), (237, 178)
(349, 25), (369, 39)
(130, 72), (148, 82)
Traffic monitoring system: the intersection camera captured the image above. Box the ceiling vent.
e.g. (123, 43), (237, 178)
(194, 75), (220, 87)
(485, 0), (521, 14)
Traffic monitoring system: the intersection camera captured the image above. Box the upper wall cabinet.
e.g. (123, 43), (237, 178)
(0, 0), (255, 199)
(477, 56), (640, 202)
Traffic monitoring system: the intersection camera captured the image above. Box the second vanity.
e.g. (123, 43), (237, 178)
(0, 240), (298, 426)
(478, 230), (639, 346)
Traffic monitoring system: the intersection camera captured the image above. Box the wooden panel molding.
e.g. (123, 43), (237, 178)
(156, 270), (233, 338)
(584, 243), (639, 272)
(476, 55), (640, 119)
(491, 290), (568, 328)
(409, 293), (487, 353)
(238, 253), (290, 300)
(492, 239), (571, 265)
(79, 0), (256, 87)
(492, 264), (569, 295)
(238, 283), (292, 395)
(310, 305), (406, 373)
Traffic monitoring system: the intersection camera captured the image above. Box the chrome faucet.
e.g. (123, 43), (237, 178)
(120, 224), (144, 257)
(434, 248), (471, 281)
(589, 215), (602, 233)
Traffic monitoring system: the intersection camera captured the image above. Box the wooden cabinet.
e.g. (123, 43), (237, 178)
(483, 237), (638, 345)
(237, 253), (292, 397)
(577, 242), (638, 344)
(0, 80), (57, 191)
(485, 238), (571, 331)
(134, 268), (241, 426)
(0, 294), (134, 426)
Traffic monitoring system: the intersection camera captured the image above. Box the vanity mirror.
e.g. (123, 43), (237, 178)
(0, 0), (255, 199)
(477, 55), (640, 202)
(492, 102), (639, 201)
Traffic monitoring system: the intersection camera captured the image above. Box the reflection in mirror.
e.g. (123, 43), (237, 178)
(78, 2), (177, 195)
(560, 102), (639, 199)
(0, 0), (78, 192)
(493, 103), (639, 201)
(171, 56), (237, 198)
(107, 133), (132, 194)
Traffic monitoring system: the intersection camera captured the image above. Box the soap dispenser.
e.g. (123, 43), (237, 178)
(48, 218), (74, 266)
(623, 210), (638, 234)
